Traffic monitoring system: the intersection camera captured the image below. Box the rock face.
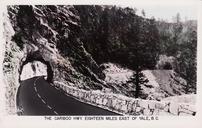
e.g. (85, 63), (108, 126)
(3, 8), (24, 114)
(3, 5), (107, 114)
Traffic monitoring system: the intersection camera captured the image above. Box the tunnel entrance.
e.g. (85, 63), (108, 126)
(21, 61), (48, 81)
(19, 54), (53, 83)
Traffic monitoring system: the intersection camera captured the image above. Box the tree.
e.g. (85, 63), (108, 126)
(141, 9), (146, 17)
(157, 13), (183, 57)
(176, 30), (197, 93)
(128, 71), (149, 98)
(167, 13), (183, 56)
(127, 17), (160, 98)
(157, 13), (197, 94)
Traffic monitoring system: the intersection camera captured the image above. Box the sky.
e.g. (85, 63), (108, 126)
(135, 5), (197, 22)
(119, 0), (198, 22)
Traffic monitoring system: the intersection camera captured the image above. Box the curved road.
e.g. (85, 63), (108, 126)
(17, 76), (119, 115)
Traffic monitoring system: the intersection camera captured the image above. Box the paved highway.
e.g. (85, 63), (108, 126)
(17, 76), (119, 115)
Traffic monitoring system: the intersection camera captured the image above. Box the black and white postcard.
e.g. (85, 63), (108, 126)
(0, 0), (201, 128)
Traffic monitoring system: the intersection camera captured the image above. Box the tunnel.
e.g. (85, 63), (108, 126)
(19, 52), (53, 83)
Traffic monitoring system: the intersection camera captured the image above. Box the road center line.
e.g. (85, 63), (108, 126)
(34, 77), (59, 115)
(47, 105), (52, 110)
(37, 93), (41, 98)
(41, 99), (46, 104)
(34, 87), (37, 92)
(54, 111), (58, 115)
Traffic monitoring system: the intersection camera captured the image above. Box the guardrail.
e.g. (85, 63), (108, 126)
(54, 81), (196, 116)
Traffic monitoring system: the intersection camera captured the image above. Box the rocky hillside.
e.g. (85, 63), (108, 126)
(3, 5), (108, 114)
(102, 63), (186, 100)
(2, 5), (195, 114)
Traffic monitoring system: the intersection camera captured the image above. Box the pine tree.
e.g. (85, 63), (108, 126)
(127, 16), (160, 98)
(128, 70), (149, 98)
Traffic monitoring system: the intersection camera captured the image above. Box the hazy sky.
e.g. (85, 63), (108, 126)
(120, 0), (198, 22)
(135, 5), (197, 22)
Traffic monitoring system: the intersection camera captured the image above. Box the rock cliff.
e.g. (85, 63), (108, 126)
(3, 5), (107, 114)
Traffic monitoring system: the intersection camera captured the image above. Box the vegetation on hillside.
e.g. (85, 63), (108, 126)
(74, 6), (197, 95)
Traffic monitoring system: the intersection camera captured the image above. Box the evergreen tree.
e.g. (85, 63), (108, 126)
(127, 16), (160, 98)
(176, 30), (197, 93)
